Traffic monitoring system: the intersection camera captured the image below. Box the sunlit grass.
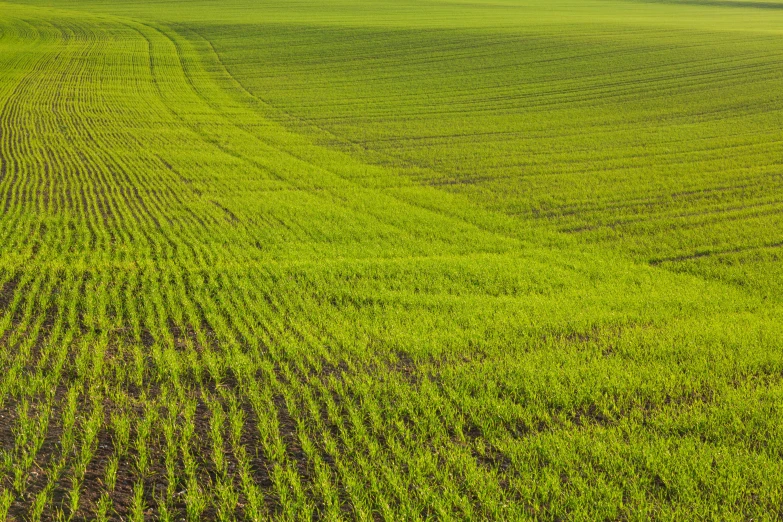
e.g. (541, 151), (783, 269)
(0, 0), (782, 519)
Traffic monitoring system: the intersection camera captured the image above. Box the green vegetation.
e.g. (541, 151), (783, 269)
(1, 0), (782, 519)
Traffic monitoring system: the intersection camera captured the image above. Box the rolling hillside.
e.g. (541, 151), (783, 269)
(0, 0), (782, 519)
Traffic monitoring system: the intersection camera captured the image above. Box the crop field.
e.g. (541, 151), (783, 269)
(0, 0), (782, 519)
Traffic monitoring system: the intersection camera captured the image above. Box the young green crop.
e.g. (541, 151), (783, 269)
(0, 0), (782, 519)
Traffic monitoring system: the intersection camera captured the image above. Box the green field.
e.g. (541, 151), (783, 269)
(1, 0), (782, 519)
